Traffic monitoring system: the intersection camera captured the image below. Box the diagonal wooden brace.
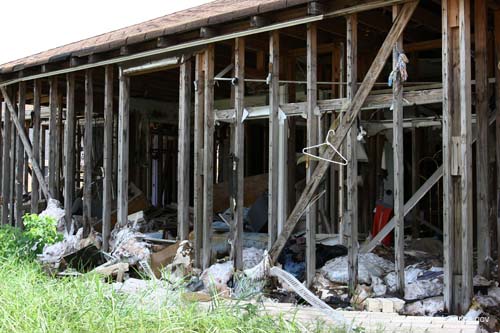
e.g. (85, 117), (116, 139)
(268, 0), (420, 263)
(1, 86), (51, 199)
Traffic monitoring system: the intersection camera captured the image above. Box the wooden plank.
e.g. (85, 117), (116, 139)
(474, 0), (490, 278)
(268, 0), (420, 263)
(31, 80), (42, 214)
(0, 101), (2, 201)
(48, 76), (58, 197)
(360, 166), (443, 253)
(306, 22), (318, 287)
(346, 14), (358, 294)
(442, 0), (454, 313)
(194, 52), (205, 268)
(494, 9), (500, 285)
(202, 45), (215, 269)
(268, 31), (280, 250)
(1, 92), (11, 225)
(233, 38), (245, 271)
(15, 82), (26, 228)
(102, 65), (113, 251)
(56, 94), (63, 200)
(64, 73), (76, 231)
(178, 59), (191, 241)
(117, 67), (130, 226)
(83, 70), (93, 236)
(9, 102), (15, 226)
(0, 87), (49, 199)
(458, 0), (473, 311)
(392, 4), (405, 295)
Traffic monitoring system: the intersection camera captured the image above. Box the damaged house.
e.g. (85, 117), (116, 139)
(1, 0), (500, 327)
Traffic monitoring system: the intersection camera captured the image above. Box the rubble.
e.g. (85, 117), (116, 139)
(320, 253), (394, 285)
(403, 296), (444, 316)
(109, 227), (150, 265)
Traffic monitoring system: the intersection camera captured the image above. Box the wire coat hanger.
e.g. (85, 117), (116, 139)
(302, 129), (348, 165)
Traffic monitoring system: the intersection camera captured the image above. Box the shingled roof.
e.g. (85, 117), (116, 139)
(0, 0), (308, 73)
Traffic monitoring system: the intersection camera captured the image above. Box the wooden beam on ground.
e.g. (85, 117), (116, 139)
(0, 86), (49, 199)
(83, 70), (93, 236)
(102, 66), (113, 251)
(15, 82), (26, 228)
(64, 73), (76, 231)
(1, 93), (11, 225)
(202, 45), (215, 269)
(48, 77), (58, 197)
(194, 53), (205, 268)
(346, 14), (359, 294)
(392, 4), (405, 295)
(31, 80), (41, 213)
(475, 0), (490, 278)
(232, 38), (245, 271)
(117, 67), (130, 227)
(268, 31), (280, 250)
(306, 22), (318, 287)
(178, 58), (192, 241)
(268, 0), (420, 264)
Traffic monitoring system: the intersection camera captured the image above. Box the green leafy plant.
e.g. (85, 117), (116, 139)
(22, 213), (63, 254)
(0, 225), (30, 259)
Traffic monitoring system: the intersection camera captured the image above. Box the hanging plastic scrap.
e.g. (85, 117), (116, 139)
(388, 49), (409, 87)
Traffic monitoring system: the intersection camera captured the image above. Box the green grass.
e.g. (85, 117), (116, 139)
(0, 257), (331, 333)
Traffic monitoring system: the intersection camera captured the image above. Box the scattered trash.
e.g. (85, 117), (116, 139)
(40, 199), (66, 232)
(110, 227), (150, 265)
(163, 241), (195, 283)
(321, 253), (394, 285)
(201, 261), (234, 294)
(403, 296), (444, 316)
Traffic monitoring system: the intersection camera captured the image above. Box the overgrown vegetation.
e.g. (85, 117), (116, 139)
(0, 215), (335, 333)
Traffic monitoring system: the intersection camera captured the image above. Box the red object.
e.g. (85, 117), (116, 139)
(372, 204), (393, 246)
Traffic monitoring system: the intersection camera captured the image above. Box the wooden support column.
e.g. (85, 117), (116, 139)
(268, 30), (280, 249)
(0, 102), (2, 200)
(232, 38), (245, 270)
(442, 0), (473, 314)
(306, 22), (318, 286)
(83, 70), (93, 235)
(64, 73), (76, 231)
(475, 0), (490, 278)
(9, 102), (16, 226)
(102, 66), (113, 251)
(346, 14), (359, 293)
(178, 58), (192, 241)
(1, 96), (11, 225)
(56, 94), (63, 201)
(118, 67), (130, 227)
(392, 4), (405, 295)
(31, 79), (41, 213)
(495, 9), (500, 285)
(202, 45), (215, 269)
(194, 52), (205, 267)
(48, 77), (58, 197)
(15, 82), (26, 228)
(268, 0), (419, 265)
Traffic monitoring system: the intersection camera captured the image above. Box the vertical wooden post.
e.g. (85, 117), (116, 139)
(392, 4), (405, 295)
(83, 70), (93, 235)
(9, 102), (16, 226)
(15, 82), (26, 228)
(194, 52), (205, 267)
(31, 80), (41, 213)
(64, 73), (76, 231)
(56, 94), (63, 200)
(102, 65), (113, 251)
(268, 31), (280, 249)
(0, 102), (2, 202)
(443, 0), (473, 314)
(202, 45), (215, 269)
(474, 0), (490, 278)
(178, 58), (192, 241)
(277, 85), (288, 236)
(232, 38), (245, 270)
(494, 9), (500, 284)
(346, 14), (359, 293)
(1, 97), (11, 225)
(48, 77), (58, 198)
(118, 67), (130, 227)
(306, 22), (318, 286)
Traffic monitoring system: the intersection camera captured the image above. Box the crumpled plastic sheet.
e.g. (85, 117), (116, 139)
(40, 198), (66, 233)
(384, 264), (443, 300)
(39, 228), (84, 265)
(110, 228), (150, 265)
(404, 296), (444, 316)
(320, 253), (394, 284)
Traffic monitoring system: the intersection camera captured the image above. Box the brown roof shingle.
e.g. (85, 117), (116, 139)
(0, 0), (307, 73)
